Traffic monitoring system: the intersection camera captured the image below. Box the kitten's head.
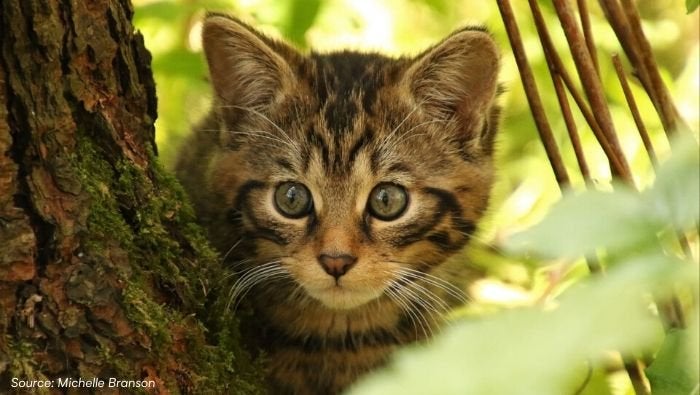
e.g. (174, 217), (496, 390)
(200, 15), (500, 310)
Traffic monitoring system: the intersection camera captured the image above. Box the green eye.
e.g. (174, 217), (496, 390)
(274, 182), (313, 218)
(368, 183), (408, 221)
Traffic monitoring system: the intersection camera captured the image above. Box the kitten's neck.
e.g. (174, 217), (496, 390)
(250, 285), (435, 347)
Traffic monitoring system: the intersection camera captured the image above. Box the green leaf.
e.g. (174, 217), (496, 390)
(646, 326), (700, 395)
(687, 0), (699, 13)
(508, 136), (699, 260)
(645, 136), (700, 230)
(349, 255), (694, 395)
(507, 188), (659, 258)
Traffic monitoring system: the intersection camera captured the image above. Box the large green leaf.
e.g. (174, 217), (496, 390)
(507, 187), (659, 258)
(348, 255), (694, 395)
(507, 136), (699, 259)
(646, 324), (700, 395)
(644, 136), (700, 230)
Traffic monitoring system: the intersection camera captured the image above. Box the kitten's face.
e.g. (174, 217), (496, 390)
(201, 16), (499, 310)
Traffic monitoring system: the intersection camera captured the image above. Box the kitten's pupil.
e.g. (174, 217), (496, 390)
(368, 183), (408, 221)
(378, 190), (389, 206)
(274, 182), (312, 218)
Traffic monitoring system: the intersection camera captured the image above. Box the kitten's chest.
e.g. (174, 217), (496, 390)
(247, 294), (430, 394)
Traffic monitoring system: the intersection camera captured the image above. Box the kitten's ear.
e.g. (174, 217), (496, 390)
(202, 15), (299, 110)
(404, 28), (500, 143)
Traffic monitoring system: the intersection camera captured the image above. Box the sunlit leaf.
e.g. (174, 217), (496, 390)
(508, 136), (699, 259)
(507, 188), (659, 258)
(687, 0), (700, 13)
(349, 256), (693, 395)
(644, 135), (700, 230)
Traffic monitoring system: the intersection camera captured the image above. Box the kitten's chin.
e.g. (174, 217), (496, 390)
(306, 286), (384, 310)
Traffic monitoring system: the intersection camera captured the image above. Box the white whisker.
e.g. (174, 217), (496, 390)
(395, 266), (469, 304)
(225, 261), (287, 311)
(384, 286), (424, 339)
(222, 238), (244, 262)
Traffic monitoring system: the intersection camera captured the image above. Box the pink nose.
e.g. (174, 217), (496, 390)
(318, 254), (357, 280)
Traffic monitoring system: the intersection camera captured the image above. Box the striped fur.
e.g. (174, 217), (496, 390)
(176, 14), (500, 395)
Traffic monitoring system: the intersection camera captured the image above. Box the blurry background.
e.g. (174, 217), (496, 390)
(132, 0), (698, 307)
(132, 2), (698, 393)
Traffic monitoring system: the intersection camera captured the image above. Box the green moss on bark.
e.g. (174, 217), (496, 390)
(68, 136), (264, 393)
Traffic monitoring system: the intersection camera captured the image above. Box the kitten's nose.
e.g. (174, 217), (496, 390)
(318, 254), (357, 280)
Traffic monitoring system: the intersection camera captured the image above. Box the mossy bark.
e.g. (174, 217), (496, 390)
(0, 0), (264, 393)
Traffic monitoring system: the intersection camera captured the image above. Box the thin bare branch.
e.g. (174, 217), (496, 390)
(624, 359), (651, 395)
(527, 0), (627, 180)
(611, 54), (658, 167)
(553, 74), (592, 183)
(577, 0), (600, 75)
(553, 0), (634, 185)
(599, 0), (690, 136)
(497, 0), (571, 188)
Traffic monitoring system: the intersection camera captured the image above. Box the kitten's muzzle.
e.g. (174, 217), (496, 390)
(318, 254), (357, 280)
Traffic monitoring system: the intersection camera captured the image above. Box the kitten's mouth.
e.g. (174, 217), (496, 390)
(305, 283), (384, 310)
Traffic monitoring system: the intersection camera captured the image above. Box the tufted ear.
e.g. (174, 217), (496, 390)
(201, 15), (301, 111)
(404, 28), (500, 148)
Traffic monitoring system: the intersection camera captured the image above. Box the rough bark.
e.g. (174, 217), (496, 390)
(0, 0), (263, 393)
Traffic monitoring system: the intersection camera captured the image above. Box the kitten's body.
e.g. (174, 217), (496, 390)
(176, 14), (499, 395)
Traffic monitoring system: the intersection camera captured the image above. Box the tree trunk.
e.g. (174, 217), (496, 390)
(0, 1), (263, 393)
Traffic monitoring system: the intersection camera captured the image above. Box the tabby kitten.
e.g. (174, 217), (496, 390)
(176, 14), (500, 395)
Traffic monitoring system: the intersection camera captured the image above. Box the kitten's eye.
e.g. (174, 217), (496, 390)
(368, 183), (408, 221)
(274, 182), (313, 218)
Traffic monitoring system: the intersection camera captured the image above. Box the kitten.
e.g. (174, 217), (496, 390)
(176, 13), (500, 395)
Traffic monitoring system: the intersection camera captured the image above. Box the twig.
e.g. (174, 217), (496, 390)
(553, 0), (634, 186)
(528, 1), (590, 180)
(553, 75), (592, 183)
(599, 0), (689, 136)
(611, 54), (657, 167)
(527, 0), (627, 180)
(496, 0), (571, 188)
(612, 53), (694, 288)
(577, 0), (599, 75)
(624, 359), (651, 395)
(619, 0), (689, 135)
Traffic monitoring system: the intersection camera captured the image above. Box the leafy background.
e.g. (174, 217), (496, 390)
(132, 1), (699, 394)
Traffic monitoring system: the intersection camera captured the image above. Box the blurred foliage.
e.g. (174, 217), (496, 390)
(132, 1), (699, 394)
(689, 0), (699, 13)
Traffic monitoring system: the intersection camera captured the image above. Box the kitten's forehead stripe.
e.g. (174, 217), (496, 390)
(275, 158), (294, 172)
(348, 126), (373, 165)
(303, 52), (400, 175)
(306, 125), (330, 168)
